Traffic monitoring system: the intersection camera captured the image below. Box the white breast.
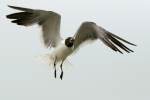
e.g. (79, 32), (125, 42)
(50, 43), (73, 62)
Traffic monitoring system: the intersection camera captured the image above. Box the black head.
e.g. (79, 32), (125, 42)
(65, 37), (75, 48)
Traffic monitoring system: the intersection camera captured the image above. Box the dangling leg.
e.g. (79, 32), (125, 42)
(54, 57), (57, 78)
(60, 60), (64, 80)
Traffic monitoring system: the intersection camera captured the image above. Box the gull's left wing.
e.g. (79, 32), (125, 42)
(73, 22), (136, 54)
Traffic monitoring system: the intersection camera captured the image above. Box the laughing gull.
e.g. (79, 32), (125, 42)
(6, 5), (136, 79)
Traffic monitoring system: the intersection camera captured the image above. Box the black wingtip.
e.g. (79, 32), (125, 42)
(6, 14), (9, 19)
(7, 5), (11, 7)
(119, 51), (123, 54)
(106, 31), (137, 46)
(7, 5), (33, 12)
(127, 42), (137, 46)
(6, 13), (13, 19)
(7, 5), (20, 10)
(132, 44), (137, 46)
(8, 5), (15, 9)
(7, 5), (13, 19)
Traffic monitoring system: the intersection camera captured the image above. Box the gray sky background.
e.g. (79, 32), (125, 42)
(0, 0), (150, 100)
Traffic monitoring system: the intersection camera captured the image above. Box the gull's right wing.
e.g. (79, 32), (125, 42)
(6, 5), (62, 48)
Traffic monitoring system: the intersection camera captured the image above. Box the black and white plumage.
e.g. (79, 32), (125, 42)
(6, 5), (136, 79)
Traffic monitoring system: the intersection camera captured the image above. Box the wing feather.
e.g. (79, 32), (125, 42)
(73, 22), (136, 53)
(6, 5), (62, 48)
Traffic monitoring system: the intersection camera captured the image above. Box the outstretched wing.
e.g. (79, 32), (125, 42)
(73, 22), (136, 54)
(6, 5), (62, 48)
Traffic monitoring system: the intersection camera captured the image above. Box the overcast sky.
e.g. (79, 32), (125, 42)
(0, 0), (150, 100)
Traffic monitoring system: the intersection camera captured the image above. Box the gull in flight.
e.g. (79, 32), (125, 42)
(6, 5), (136, 79)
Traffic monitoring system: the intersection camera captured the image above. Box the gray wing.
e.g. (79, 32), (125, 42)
(6, 5), (62, 48)
(73, 22), (136, 54)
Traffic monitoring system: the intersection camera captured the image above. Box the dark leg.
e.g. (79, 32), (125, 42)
(54, 57), (57, 78)
(60, 61), (64, 80)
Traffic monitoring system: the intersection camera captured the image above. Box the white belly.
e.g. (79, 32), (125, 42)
(50, 43), (73, 62)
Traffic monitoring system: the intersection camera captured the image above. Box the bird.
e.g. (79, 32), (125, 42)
(6, 5), (136, 80)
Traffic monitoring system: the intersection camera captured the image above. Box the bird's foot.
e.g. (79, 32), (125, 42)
(54, 69), (57, 78)
(60, 71), (63, 80)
